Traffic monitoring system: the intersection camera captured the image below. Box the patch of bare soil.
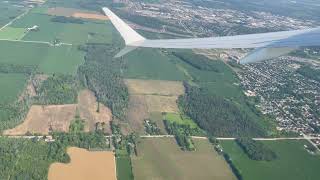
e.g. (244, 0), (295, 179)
(78, 89), (112, 133)
(125, 79), (184, 96)
(126, 95), (149, 133)
(3, 104), (77, 135)
(4, 89), (112, 135)
(48, 147), (116, 180)
(72, 13), (108, 20)
(145, 95), (179, 113)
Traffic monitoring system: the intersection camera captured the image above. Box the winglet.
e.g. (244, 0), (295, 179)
(102, 7), (145, 45)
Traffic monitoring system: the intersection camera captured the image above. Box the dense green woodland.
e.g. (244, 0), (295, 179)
(236, 138), (277, 161)
(0, 63), (37, 74)
(35, 74), (78, 105)
(178, 83), (267, 137)
(0, 131), (108, 180)
(78, 44), (129, 119)
(297, 65), (320, 82)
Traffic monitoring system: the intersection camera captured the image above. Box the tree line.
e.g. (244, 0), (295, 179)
(236, 138), (277, 161)
(78, 44), (129, 120)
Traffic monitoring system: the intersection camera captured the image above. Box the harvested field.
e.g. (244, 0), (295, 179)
(4, 89), (112, 135)
(126, 95), (149, 133)
(78, 89), (112, 132)
(125, 79), (184, 96)
(126, 79), (184, 133)
(48, 147), (116, 180)
(145, 95), (179, 113)
(47, 7), (108, 20)
(3, 104), (77, 135)
(72, 13), (108, 20)
(132, 138), (236, 180)
(47, 7), (79, 17)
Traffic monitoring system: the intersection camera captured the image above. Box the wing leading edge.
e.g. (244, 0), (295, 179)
(102, 7), (320, 63)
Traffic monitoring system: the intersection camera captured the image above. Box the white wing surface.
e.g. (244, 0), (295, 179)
(102, 7), (320, 63)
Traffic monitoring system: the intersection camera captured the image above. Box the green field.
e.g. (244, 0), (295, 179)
(0, 27), (27, 40)
(123, 49), (187, 81)
(221, 140), (320, 180)
(0, 41), (84, 74)
(0, 1), (26, 27)
(0, 73), (27, 104)
(11, 13), (112, 45)
(116, 149), (134, 180)
(132, 138), (236, 180)
(163, 113), (198, 128)
(39, 45), (84, 74)
(116, 156), (134, 180)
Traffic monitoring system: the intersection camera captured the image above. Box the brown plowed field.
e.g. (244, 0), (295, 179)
(48, 147), (116, 180)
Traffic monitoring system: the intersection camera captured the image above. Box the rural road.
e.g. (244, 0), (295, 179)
(0, 8), (30, 31)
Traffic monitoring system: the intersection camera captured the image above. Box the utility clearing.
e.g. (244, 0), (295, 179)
(48, 147), (116, 180)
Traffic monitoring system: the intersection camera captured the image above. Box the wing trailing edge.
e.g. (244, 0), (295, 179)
(102, 7), (320, 63)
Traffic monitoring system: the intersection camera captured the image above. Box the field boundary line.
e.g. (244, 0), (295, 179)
(0, 39), (73, 46)
(0, 8), (31, 31)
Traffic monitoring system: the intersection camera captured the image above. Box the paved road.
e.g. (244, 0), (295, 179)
(140, 135), (319, 141)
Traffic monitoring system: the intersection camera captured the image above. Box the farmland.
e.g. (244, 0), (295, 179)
(221, 140), (320, 180)
(0, 41), (84, 74)
(0, 0), (26, 27)
(48, 147), (116, 180)
(163, 113), (199, 129)
(123, 49), (187, 81)
(4, 89), (112, 135)
(11, 11), (112, 45)
(125, 79), (184, 96)
(0, 73), (27, 104)
(0, 27), (27, 40)
(125, 79), (185, 133)
(132, 138), (236, 180)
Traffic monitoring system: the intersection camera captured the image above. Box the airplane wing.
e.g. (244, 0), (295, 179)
(102, 7), (320, 64)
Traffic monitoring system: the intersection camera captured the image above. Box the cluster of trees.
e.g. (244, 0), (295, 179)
(0, 63), (37, 74)
(34, 74), (78, 105)
(144, 119), (161, 135)
(172, 51), (223, 72)
(0, 99), (31, 133)
(78, 44), (129, 119)
(297, 65), (320, 82)
(178, 83), (266, 137)
(51, 16), (84, 24)
(0, 130), (109, 179)
(163, 120), (196, 151)
(111, 121), (139, 156)
(69, 118), (85, 133)
(236, 138), (277, 161)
